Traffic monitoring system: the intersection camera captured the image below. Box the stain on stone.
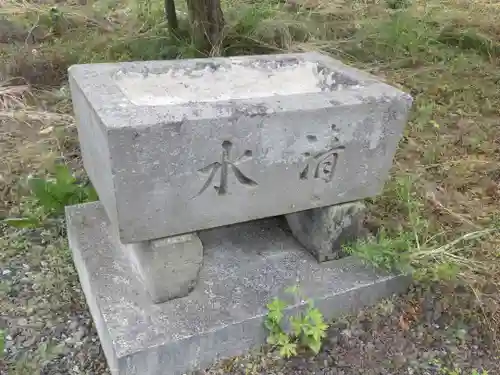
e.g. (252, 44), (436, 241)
(141, 67), (150, 78)
(191, 107), (202, 117)
(316, 66), (360, 91)
(331, 124), (340, 142)
(299, 165), (309, 180)
(360, 94), (392, 105)
(250, 57), (300, 70)
(220, 102), (270, 119)
(307, 135), (318, 143)
(170, 121), (183, 133)
(246, 103), (270, 117)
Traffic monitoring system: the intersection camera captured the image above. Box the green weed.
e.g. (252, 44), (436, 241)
(265, 286), (328, 358)
(3, 164), (97, 229)
(345, 175), (499, 283)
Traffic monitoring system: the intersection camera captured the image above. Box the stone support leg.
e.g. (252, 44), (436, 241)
(285, 201), (366, 262)
(123, 233), (203, 303)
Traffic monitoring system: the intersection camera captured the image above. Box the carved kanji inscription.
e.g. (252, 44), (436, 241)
(196, 141), (257, 196)
(300, 146), (345, 182)
(300, 125), (345, 182)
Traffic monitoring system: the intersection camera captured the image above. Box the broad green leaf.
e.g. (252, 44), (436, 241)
(316, 322), (328, 333)
(276, 332), (290, 346)
(285, 285), (299, 295)
(267, 298), (287, 312)
(267, 310), (283, 324)
(3, 217), (41, 228)
(84, 185), (99, 202)
(306, 338), (321, 354)
(267, 335), (278, 345)
(302, 324), (314, 337)
(279, 342), (297, 358)
(28, 177), (50, 198)
(307, 307), (324, 325)
(289, 315), (305, 337)
(28, 177), (63, 212)
(264, 318), (275, 331)
(54, 164), (76, 185)
(46, 175), (78, 201)
(267, 298), (287, 323)
(309, 326), (324, 342)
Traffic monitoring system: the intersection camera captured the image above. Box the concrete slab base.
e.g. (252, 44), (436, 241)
(66, 202), (410, 375)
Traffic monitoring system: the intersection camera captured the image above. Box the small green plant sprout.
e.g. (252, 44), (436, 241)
(0, 329), (5, 357)
(264, 286), (328, 358)
(3, 164), (98, 229)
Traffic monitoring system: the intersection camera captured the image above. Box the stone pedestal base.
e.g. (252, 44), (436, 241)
(66, 202), (410, 375)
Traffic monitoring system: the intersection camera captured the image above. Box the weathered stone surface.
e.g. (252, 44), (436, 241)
(122, 234), (203, 303)
(285, 201), (366, 262)
(66, 202), (411, 375)
(69, 52), (412, 243)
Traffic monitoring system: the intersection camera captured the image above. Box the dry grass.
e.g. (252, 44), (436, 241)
(0, 0), (499, 345)
(0, 82), (78, 217)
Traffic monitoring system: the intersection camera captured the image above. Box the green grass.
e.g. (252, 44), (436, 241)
(346, 174), (499, 284)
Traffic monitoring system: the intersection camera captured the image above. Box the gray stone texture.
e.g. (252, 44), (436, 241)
(121, 234), (203, 303)
(68, 52), (413, 243)
(285, 201), (367, 262)
(66, 202), (411, 375)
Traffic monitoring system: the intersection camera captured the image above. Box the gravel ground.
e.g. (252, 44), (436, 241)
(1, 228), (498, 375)
(0, 229), (109, 375)
(205, 290), (497, 375)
